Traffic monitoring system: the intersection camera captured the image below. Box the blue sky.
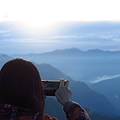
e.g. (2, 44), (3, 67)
(0, 0), (120, 54)
(1, 21), (120, 55)
(1, 23), (120, 55)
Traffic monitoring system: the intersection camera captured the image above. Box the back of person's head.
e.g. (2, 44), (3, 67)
(0, 58), (44, 113)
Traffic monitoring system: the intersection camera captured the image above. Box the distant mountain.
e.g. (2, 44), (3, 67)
(13, 48), (83, 57)
(90, 77), (120, 114)
(12, 48), (120, 116)
(40, 48), (83, 55)
(14, 48), (120, 84)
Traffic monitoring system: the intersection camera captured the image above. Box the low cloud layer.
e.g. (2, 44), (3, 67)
(91, 74), (120, 83)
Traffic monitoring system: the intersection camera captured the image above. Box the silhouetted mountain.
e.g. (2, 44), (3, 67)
(90, 77), (120, 114)
(40, 48), (83, 55)
(13, 48), (83, 57)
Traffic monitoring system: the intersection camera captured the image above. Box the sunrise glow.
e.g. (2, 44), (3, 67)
(1, 0), (120, 28)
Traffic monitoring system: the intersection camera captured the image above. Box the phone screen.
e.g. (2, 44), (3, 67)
(42, 80), (67, 96)
(42, 80), (60, 96)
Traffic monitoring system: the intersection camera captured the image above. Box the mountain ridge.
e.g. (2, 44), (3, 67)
(12, 47), (120, 84)
(11, 48), (120, 57)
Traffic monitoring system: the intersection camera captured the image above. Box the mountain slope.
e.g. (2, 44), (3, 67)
(34, 62), (117, 116)
(70, 81), (117, 116)
(15, 48), (120, 84)
(90, 77), (120, 114)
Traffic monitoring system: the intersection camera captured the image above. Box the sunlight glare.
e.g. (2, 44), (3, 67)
(23, 19), (54, 34)
(1, 0), (120, 31)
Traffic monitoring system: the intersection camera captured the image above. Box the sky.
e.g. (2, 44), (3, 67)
(1, 0), (120, 25)
(1, 0), (120, 54)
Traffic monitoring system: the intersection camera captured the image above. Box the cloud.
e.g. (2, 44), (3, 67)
(91, 74), (120, 83)
(0, 37), (61, 43)
(0, 30), (10, 33)
(113, 38), (120, 42)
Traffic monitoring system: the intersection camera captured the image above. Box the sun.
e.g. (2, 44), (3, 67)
(25, 19), (55, 29)
(0, 0), (58, 34)
(16, 17), (57, 35)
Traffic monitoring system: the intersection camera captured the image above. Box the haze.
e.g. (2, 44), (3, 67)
(0, 0), (120, 54)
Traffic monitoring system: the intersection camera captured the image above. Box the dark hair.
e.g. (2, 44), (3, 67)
(0, 58), (44, 113)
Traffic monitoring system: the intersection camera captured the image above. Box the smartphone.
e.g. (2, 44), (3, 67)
(42, 80), (67, 96)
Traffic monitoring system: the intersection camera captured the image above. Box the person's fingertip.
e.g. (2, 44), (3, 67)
(60, 79), (64, 86)
(65, 80), (69, 87)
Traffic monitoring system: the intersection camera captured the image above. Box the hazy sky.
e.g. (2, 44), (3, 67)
(0, 0), (120, 55)
(0, 0), (120, 25)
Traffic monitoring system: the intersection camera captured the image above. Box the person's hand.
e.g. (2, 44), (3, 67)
(55, 80), (72, 106)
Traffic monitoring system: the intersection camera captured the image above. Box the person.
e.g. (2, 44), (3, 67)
(0, 58), (91, 120)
